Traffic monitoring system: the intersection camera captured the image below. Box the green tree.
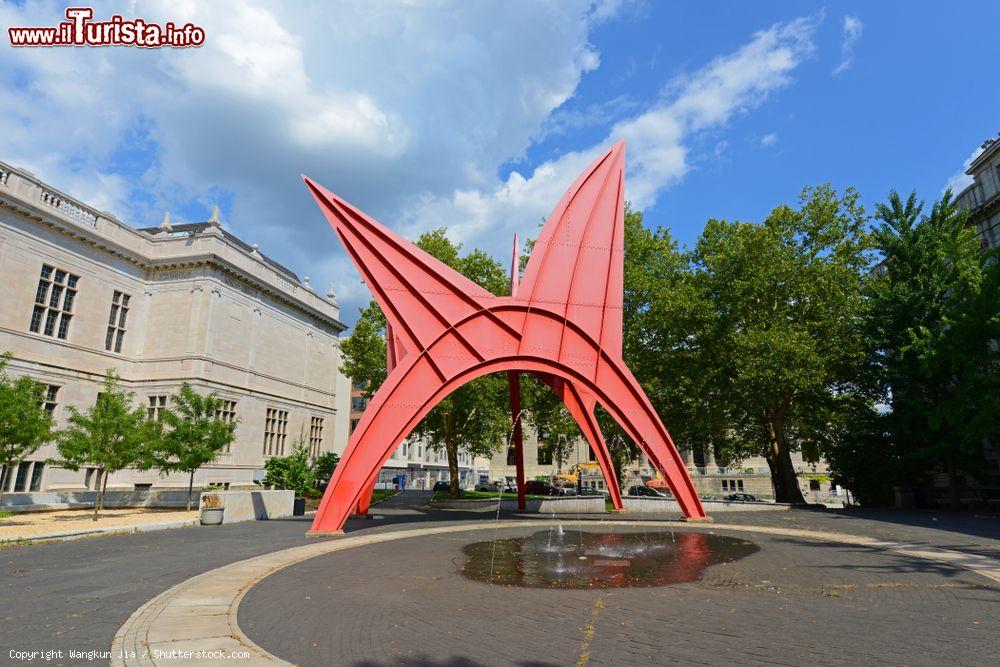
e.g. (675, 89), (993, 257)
(340, 228), (511, 497)
(688, 186), (872, 502)
(55, 371), (154, 520)
(0, 353), (54, 501)
(313, 450), (340, 488)
(843, 190), (1000, 507)
(263, 440), (316, 497)
(146, 383), (238, 510)
(615, 208), (721, 470)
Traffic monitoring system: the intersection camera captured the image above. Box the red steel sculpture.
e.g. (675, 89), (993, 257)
(304, 141), (707, 534)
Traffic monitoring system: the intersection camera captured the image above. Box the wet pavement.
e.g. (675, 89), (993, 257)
(460, 528), (759, 589)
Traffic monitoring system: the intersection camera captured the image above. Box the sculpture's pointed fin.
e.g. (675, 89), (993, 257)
(303, 177), (518, 361)
(509, 233), (520, 298)
(517, 141), (625, 360)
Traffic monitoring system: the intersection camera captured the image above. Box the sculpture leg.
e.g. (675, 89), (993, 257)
(310, 356), (451, 534)
(507, 371), (526, 510)
(354, 478), (376, 516)
(535, 373), (623, 510)
(562, 382), (624, 510)
(589, 360), (707, 519)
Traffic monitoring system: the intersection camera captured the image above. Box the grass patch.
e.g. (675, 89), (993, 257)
(0, 511), (11, 519)
(371, 489), (399, 503)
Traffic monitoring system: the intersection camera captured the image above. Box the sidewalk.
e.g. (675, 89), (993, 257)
(0, 507), (199, 543)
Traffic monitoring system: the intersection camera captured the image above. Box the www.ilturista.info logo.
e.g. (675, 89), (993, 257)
(8, 7), (205, 48)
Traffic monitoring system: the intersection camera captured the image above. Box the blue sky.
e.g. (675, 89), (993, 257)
(2, 1), (998, 324)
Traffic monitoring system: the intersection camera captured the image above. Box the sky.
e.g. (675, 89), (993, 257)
(2, 1), (998, 326)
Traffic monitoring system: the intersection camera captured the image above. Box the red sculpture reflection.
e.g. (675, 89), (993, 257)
(304, 141), (706, 534)
(459, 530), (758, 589)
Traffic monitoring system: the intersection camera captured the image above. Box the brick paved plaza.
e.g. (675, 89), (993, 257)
(240, 522), (999, 666)
(3, 492), (1000, 666)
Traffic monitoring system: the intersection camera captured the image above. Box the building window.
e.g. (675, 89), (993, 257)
(263, 408), (288, 456)
(537, 445), (553, 465)
(350, 418), (359, 433)
(506, 447), (516, 466)
(309, 416), (324, 457)
(29, 265), (78, 340)
(29, 463), (45, 492)
(41, 385), (59, 416)
(147, 395), (167, 420)
(215, 400), (237, 452)
(13, 462), (31, 492)
(588, 447), (596, 462)
(351, 396), (367, 413)
(737, 479), (744, 491)
(105, 291), (131, 352)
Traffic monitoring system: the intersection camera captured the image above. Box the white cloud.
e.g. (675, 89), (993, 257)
(760, 133), (778, 147)
(0, 3), (819, 321)
(944, 146), (983, 195)
(833, 15), (863, 76)
(399, 15), (818, 247)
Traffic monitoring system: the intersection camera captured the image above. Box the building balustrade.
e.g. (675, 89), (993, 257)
(40, 187), (98, 227)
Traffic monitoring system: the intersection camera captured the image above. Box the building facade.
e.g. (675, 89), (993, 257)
(954, 135), (1000, 252)
(0, 161), (349, 493)
(484, 431), (842, 504)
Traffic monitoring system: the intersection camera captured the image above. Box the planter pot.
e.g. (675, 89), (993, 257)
(293, 497), (306, 516)
(200, 507), (224, 525)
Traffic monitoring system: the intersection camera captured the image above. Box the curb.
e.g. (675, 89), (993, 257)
(111, 519), (1000, 666)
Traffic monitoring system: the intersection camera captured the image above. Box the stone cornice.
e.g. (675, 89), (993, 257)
(0, 162), (346, 334)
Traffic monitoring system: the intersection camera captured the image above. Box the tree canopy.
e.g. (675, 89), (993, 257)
(0, 353), (53, 500)
(145, 382), (237, 510)
(825, 190), (1000, 506)
(55, 371), (155, 519)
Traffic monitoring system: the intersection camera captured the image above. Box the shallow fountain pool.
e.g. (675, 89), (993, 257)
(460, 528), (759, 589)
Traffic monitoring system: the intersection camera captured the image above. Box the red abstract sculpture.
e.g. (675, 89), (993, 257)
(304, 141), (706, 534)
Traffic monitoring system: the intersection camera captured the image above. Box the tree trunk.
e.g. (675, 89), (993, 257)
(187, 469), (195, 511)
(763, 421), (805, 504)
(945, 453), (960, 510)
(446, 439), (460, 498)
(93, 469), (107, 521)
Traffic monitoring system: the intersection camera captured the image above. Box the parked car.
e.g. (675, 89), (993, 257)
(627, 485), (665, 498)
(476, 481), (515, 493)
(523, 480), (562, 496)
(578, 487), (606, 497)
(432, 480), (451, 492)
(724, 492), (759, 502)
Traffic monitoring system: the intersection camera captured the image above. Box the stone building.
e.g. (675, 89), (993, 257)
(954, 134), (1000, 252)
(485, 428), (843, 504)
(0, 161), (349, 493)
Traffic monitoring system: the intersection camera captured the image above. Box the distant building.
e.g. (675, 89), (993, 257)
(954, 134), (1000, 251)
(0, 161), (349, 493)
(484, 425), (842, 503)
(347, 380), (483, 490)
